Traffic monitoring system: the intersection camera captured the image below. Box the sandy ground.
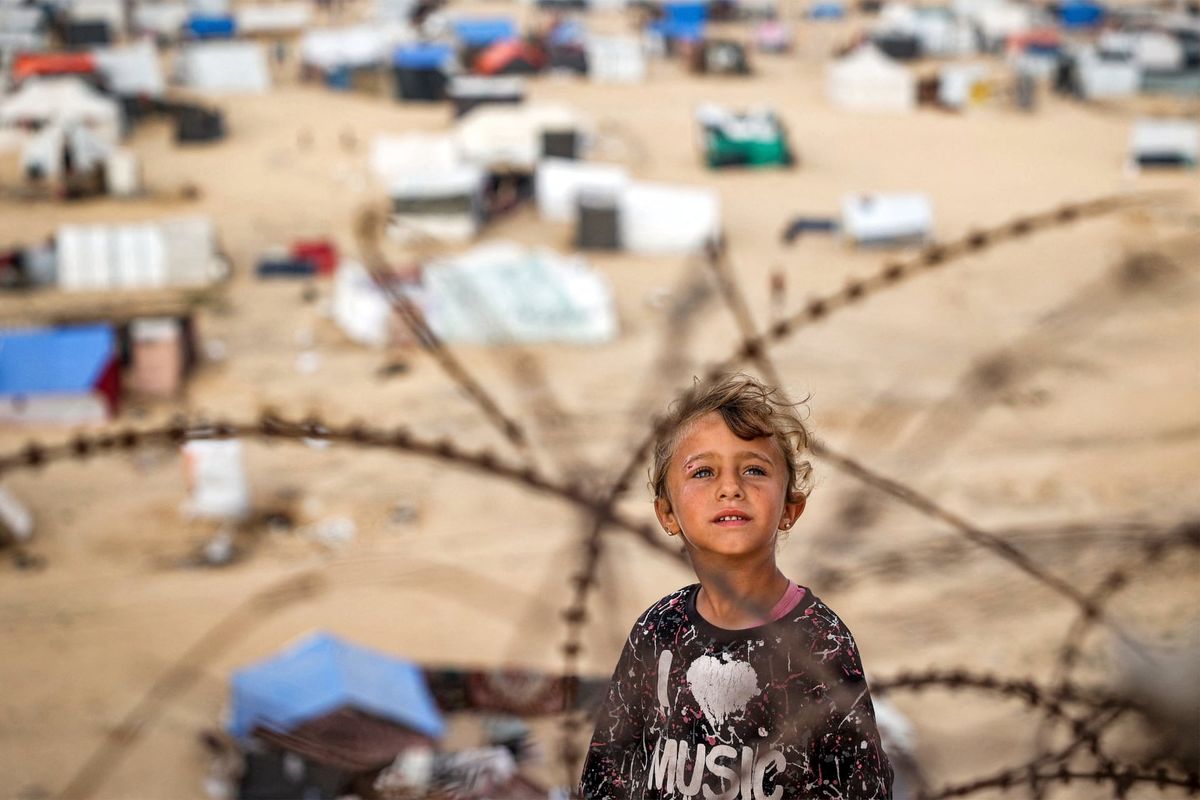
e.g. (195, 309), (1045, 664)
(0, 2), (1198, 798)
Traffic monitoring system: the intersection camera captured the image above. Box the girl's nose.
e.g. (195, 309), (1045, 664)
(717, 475), (744, 499)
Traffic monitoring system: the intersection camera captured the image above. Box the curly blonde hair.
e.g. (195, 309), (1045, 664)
(650, 374), (813, 509)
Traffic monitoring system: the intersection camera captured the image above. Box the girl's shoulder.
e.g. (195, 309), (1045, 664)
(628, 584), (697, 637)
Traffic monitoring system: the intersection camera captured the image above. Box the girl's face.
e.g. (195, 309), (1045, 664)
(654, 412), (804, 562)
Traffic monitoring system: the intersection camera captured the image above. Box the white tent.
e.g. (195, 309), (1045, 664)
(826, 44), (915, 112)
(369, 132), (460, 181)
(586, 35), (646, 83)
(841, 193), (933, 245)
(972, 1), (1032, 50)
(299, 25), (403, 71)
(68, 0), (125, 31)
(370, 134), (485, 243)
(455, 104), (585, 172)
(332, 260), (396, 348)
(56, 216), (227, 291)
(1100, 30), (1185, 73)
(0, 77), (121, 144)
(536, 159), (629, 222)
(1075, 47), (1139, 100)
(236, 2), (312, 35)
(1130, 118), (1198, 166)
(177, 41), (271, 94)
(94, 40), (166, 97)
(0, 6), (45, 55)
(421, 242), (617, 345)
(133, 2), (187, 39)
(618, 182), (721, 254)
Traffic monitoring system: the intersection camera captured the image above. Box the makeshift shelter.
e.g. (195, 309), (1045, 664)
(808, 0), (846, 19)
(392, 42), (454, 101)
(1072, 46), (1139, 99)
(63, 20), (111, 47)
(68, 0), (126, 37)
(826, 44), (915, 112)
(841, 192), (932, 245)
(648, 1), (707, 48)
(133, 3), (188, 40)
(617, 181), (721, 254)
(235, 2), (312, 36)
(11, 52), (99, 84)
(1130, 118), (1198, 167)
(299, 26), (393, 81)
(94, 41), (166, 98)
(872, 30), (921, 60)
(448, 75), (525, 117)
(388, 166), (486, 243)
(55, 216), (226, 290)
(177, 41), (271, 93)
(0, 77), (121, 144)
(1100, 30), (1187, 74)
(452, 16), (518, 66)
(184, 13), (235, 39)
(973, 1), (1032, 52)
(21, 122), (111, 187)
(937, 63), (989, 108)
(230, 632), (443, 797)
(585, 35), (646, 83)
(420, 242), (617, 345)
(0, 324), (119, 425)
(535, 158), (629, 222)
(909, 6), (975, 57)
(0, 6), (47, 58)
(454, 103), (582, 172)
(230, 632), (445, 742)
(474, 39), (545, 75)
(1058, 0), (1105, 29)
(696, 104), (793, 168)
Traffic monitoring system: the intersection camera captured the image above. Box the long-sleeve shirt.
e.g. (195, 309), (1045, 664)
(579, 583), (893, 800)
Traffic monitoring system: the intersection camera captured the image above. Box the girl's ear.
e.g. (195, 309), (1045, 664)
(654, 496), (680, 536)
(781, 493), (806, 530)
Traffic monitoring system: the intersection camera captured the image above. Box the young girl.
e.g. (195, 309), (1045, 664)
(579, 375), (893, 799)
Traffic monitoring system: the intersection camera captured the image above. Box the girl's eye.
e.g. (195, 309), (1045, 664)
(691, 467), (713, 478)
(745, 466), (767, 476)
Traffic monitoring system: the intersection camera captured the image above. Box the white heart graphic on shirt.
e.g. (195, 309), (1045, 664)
(686, 655), (760, 729)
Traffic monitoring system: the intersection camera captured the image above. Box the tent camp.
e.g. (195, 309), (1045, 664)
(474, 39), (545, 76)
(696, 104), (793, 168)
(0, 77), (121, 144)
(0, 6), (46, 58)
(618, 181), (721, 254)
(177, 41), (271, 93)
(1072, 45), (1140, 99)
(420, 242), (617, 345)
(455, 103), (584, 172)
(876, 3), (974, 57)
(841, 192), (932, 245)
(1130, 118), (1198, 167)
(94, 41), (166, 98)
(299, 25), (401, 79)
(826, 44), (916, 112)
(56, 216), (226, 290)
(973, 1), (1032, 51)
(68, 0), (126, 37)
(535, 158), (629, 222)
(0, 324), (119, 425)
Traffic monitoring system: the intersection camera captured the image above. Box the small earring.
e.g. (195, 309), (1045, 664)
(665, 528), (679, 537)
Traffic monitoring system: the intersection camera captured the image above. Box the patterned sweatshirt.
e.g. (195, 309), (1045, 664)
(579, 584), (893, 800)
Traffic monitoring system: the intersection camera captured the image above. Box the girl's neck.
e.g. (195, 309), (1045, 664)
(693, 557), (791, 630)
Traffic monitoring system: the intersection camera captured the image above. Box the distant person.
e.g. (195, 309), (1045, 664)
(579, 374), (893, 799)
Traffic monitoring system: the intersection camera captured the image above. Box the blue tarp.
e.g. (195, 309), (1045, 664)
(648, 0), (708, 40)
(228, 632), (445, 741)
(0, 324), (114, 396)
(1059, 1), (1105, 28)
(186, 14), (236, 39)
(808, 0), (846, 18)
(393, 42), (454, 69)
(452, 18), (518, 48)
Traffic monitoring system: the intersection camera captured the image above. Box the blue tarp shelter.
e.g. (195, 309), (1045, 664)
(393, 42), (454, 69)
(452, 18), (518, 48)
(808, 0), (846, 18)
(185, 14), (236, 39)
(649, 1), (707, 43)
(0, 324), (115, 397)
(1058, 1), (1105, 28)
(229, 632), (446, 741)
